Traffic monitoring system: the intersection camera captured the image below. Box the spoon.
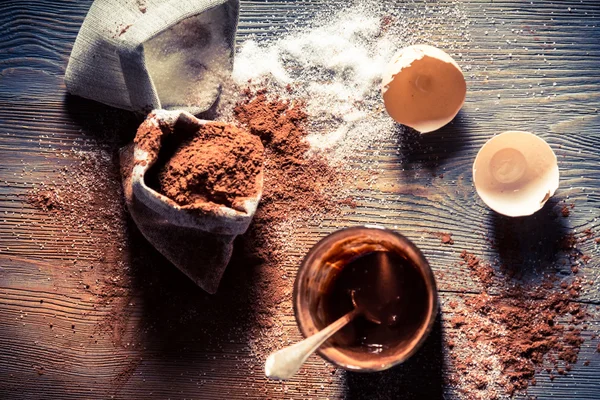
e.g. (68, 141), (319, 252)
(265, 290), (383, 380)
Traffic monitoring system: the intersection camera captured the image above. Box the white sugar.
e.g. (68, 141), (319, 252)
(228, 0), (472, 167)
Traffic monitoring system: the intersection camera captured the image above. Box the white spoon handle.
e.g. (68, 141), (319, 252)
(265, 308), (359, 380)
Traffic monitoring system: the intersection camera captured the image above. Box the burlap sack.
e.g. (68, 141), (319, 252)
(66, 0), (239, 115)
(120, 110), (263, 293)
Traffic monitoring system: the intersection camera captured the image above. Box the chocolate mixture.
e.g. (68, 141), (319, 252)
(146, 121), (264, 210)
(322, 251), (430, 353)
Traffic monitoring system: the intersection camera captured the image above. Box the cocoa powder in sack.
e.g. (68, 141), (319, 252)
(120, 110), (263, 293)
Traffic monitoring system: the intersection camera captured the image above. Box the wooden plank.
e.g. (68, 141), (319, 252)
(0, 0), (599, 399)
(1, 284), (599, 399)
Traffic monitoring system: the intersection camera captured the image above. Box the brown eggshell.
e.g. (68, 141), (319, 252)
(382, 45), (466, 133)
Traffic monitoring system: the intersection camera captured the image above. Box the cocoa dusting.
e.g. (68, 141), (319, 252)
(450, 315), (466, 328)
(460, 250), (493, 286)
(447, 248), (590, 398)
(441, 233), (454, 245)
(232, 88), (344, 353)
(556, 231), (593, 274)
(148, 122), (264, 210)
(430, 231), (454, 245)
(27, 190), (60, 211)
(341, 196), (357, 209)
(118, 24), (132, 37)
(24, 144), (133, 350)
(559, 232), (576, 250)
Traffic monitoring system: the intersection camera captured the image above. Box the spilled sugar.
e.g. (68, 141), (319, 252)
(220, 0), (473, 168)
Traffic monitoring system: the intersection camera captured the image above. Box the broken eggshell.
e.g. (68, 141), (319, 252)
(382, 44), (466, 133)
(473, 131), (559, 217)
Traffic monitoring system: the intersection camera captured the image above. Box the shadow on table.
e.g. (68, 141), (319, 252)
(122, 215), (264, 353)
(487, 197), (572, 281)
(396, 110), (474, 172)
(64, 93), (264, 353)
(63, 93), (221, 149)
(342, 312), (445, 400)
(64, 94), (141, 149)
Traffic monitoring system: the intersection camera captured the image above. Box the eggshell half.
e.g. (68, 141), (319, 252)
(382, 45), (466, 133)
(473, 131), (559, 217)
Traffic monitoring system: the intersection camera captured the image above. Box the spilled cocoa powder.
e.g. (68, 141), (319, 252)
(447, 250), (589, 398)
(25, 147), (133, 345)
(234, 88), (340, 205)
(441, 233), (454, 245)
(230, 88), (344, 351)
(27, 189), (61, 211)
(234, 88), (342, 223)
(429, 231), (454, 245)
(460, 250), (494, 287)
(147, 121), (264, 210)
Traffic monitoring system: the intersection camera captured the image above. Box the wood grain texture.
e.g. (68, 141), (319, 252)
(1, 0), (600, 399)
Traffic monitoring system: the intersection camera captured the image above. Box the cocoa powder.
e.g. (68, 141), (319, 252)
(441, 233), (454, 245)
(234, 88), (341, 219)
(25, 146), (133, 347)
(429, 231), (454, 245)
(27, 189), (61, 211)
(448, 248), (589, 398)
(460, 250), (494, 287)
(231, 88), (344, 352)
(148, 121), (264, 210)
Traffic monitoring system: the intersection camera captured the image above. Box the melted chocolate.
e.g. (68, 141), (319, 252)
(321, 251), (430, 354)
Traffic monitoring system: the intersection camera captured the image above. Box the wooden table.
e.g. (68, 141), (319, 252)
(1, 0), (599, 399)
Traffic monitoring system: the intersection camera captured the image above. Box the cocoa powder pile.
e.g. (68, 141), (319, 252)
(148, 122), (264, 210)
(230, 88), (345, 352)
(234, 88), (341, 214)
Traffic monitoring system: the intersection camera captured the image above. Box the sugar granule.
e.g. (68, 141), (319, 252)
(223, 1), (473, 167)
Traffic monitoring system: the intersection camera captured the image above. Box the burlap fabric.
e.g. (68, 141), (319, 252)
(120, 110), (263, 293)
(65, 0), (239, 115)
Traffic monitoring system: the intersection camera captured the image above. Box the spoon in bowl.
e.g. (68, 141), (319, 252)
(265, 252), (400, 380)
(265, 289), (386, 380)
